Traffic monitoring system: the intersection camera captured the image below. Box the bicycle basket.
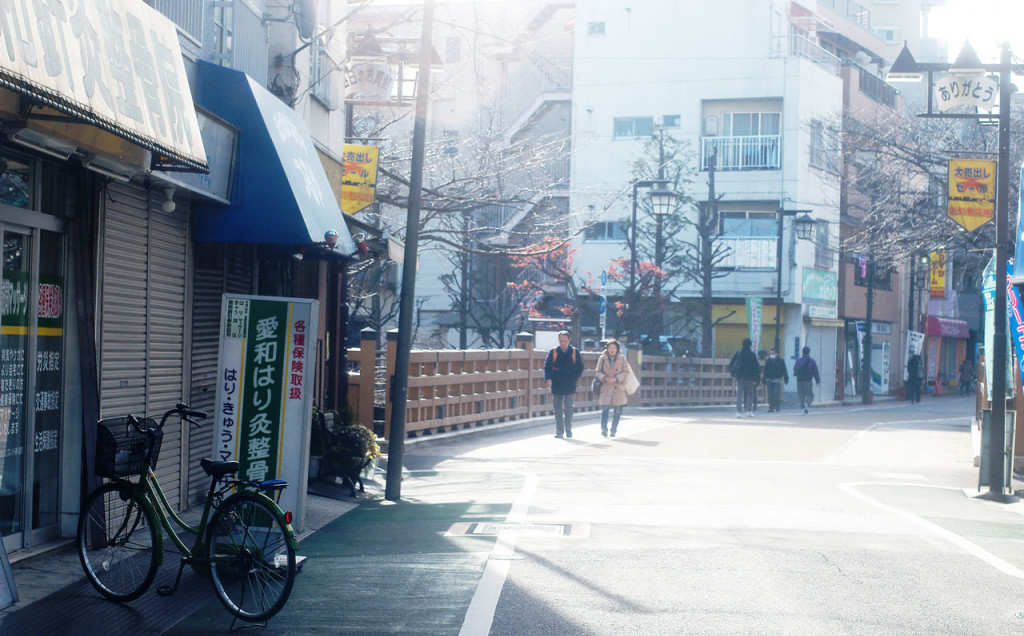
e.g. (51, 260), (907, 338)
(94, 416), (162, 478)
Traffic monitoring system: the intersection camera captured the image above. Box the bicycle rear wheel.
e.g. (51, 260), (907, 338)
(208, 492), (296, 622)
(77, 482), (159, 602)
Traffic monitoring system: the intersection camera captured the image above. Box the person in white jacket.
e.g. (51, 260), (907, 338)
(596, 339), (632, 437)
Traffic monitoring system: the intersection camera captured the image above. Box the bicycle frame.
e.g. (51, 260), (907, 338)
(119, 464), (298, 571)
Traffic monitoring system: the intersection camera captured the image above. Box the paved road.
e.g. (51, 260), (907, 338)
(170, 396), (1024, 635)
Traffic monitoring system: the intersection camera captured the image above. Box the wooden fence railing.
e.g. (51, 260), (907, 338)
(346, 331), (747, 439)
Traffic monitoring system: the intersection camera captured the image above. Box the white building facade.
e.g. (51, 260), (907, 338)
(572, 0), (845, 401)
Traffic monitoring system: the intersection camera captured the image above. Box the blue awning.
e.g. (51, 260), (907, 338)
(193, 61), (355, 252)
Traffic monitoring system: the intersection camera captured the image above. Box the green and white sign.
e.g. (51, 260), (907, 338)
(746, 297), (763, 354)
(215, 294), (319, 529)
(802, 268), (838, 320)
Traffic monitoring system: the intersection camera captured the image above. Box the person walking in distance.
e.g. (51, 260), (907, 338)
(596, 339), (633, 437)
(907, 353), (923, 403)
(544, 330), (584, 438)
(958, 357), (975, 395)
(729, 338), (761, 418)
(762, 348), (789, 413)
(793, 346), (820, 414)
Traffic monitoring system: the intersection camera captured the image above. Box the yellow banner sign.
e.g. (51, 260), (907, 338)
(340, 145), (380, 214)
(947, 158), (995, 231)
(930, 250), (947, 299)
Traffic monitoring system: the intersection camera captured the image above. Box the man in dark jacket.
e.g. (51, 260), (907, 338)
(793, 346), (820, 414)
(907, 353), (923, 403)
(544, 330), (584, 438)
(730, 338), (760, 418)
(762, 348), (789, 412)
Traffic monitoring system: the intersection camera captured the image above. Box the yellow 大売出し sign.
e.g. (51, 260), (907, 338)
(340, 144), (380, 214)
(947, 158), (995, 231)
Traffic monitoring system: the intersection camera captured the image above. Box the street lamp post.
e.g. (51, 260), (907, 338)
(628, 179), (674, 344)
(888, 41), (1019, 499)
(774, 209), (815, 353)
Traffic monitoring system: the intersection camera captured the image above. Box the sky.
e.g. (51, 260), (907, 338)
(928, 0), (1024, 62)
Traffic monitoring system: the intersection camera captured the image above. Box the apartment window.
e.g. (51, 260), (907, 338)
(722, 112), (780, 137)
(663, 114), (681, 128)
(446, 36), (461, 63)
(613, 116), (654, 138)
(588, 22), (605, 35)
(212, 4), (233, 65)
(309, 41), (334, 107)
(814, 222), (833, 269)
(720, 211), (777, 237)
(443, 130), (459, 156)
(874, 27), (898, 43)
(854, 261), (893, 290)
(810, 120), (827, 169)
(584, 221), (628, 242)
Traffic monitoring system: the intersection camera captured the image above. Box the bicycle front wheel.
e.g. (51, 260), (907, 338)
(208, 492), (296, 622)
(77, 482), (159, 602)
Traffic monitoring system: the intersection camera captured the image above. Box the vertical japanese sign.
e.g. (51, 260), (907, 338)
(871, 342), (890, 395)
(930, 251), (947, 299)
(903, 330), (924, 381)
(340, 144), (380, 214)
(215, 295), (318, 529)
(746, 297), (762, 353)
(1005, 260), (1024, 391)
(947, 159), (996, 231)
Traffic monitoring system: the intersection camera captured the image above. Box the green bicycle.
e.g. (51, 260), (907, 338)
(77, 402), (298, 624)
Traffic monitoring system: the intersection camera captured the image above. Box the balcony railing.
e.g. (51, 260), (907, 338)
(700, 135), (781, 171)
(819, 0), (871, 31)
(770, 35), (841, 76)
(857, 65), (897, 108)
(716, 237), (778, 269)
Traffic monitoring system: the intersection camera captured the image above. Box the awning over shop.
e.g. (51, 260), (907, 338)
(0, 0), (207, 171)
(193, 62), (355, 251)
(925, 316), (969, 339)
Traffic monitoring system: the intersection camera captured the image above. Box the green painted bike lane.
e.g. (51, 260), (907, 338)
(165, 470), (525, 635)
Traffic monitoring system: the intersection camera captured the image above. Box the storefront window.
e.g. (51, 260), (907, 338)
(33, 231), (63, 529)
(0, 154), (32, 209)
(0, 232), (27, 535)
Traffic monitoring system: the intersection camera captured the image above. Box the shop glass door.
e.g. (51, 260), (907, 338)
(0, 230), (29, 546)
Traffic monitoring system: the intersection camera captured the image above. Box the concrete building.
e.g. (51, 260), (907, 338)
(571, 0), (845, 401)
(0, 0), (364, 557)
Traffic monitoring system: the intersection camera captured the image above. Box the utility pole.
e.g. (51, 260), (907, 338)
(386, 0), (434, 502)
(862, 255), (874, 404)
(701, 150), (717, 356)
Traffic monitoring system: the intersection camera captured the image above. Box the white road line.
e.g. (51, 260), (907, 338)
(839, 482), (1024, 579)
(458, 472), (538, 636)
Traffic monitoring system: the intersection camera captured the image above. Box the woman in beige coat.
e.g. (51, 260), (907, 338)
(596, 339), (631, 437)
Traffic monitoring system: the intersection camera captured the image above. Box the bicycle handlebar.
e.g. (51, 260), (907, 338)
(128, 402), (208, 435)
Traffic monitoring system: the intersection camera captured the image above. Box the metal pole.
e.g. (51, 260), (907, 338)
(385, 0), (434, 502)
(862, 255), (874, 405)
(987, 43), (1011, 497)
(775, 209), (784, 352)
(629, 180), (639, 343)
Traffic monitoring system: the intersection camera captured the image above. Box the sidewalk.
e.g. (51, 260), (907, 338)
(0, 392), (966, 633)
(0, 479), (376, 635)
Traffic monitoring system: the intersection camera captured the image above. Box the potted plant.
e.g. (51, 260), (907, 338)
(321, 407), (382, 496)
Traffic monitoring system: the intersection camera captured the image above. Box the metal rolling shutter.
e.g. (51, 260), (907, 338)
(187, 244), (253, 506)
(715, 324), (748, 359)
(807, 326), (838, 404)
(99, 182), (187, 509)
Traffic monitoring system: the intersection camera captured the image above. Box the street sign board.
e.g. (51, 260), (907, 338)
(947, 158), (996, 231)
(934, 73), (998, 113)
(601, 269), (608, 287)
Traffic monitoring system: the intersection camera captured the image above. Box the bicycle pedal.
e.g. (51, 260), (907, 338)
(156, 585), (175, 597)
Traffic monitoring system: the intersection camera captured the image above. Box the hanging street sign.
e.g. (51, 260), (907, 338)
(947, 158), (996, 232)
(934, 73), (998, 112)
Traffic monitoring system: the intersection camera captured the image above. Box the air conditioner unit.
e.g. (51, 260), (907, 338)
(703, 116), (718, 136)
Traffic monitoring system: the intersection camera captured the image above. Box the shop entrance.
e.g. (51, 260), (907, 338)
(0, 223), (65, 553)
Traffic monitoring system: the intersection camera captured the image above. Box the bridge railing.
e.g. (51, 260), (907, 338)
(346, 331), (743, 439)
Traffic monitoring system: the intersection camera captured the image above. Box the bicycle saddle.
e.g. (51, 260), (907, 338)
(201, 458), (240, 478)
